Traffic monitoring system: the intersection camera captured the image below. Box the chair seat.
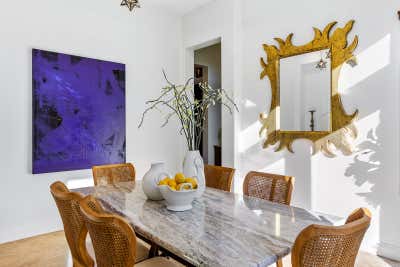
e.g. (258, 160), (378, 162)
(86, 237), (150, 265)
(267, 255), (291, 267)
(136, 257), (182, 267)
(135, 239), (150, 263)
(281, 255), (291, 266)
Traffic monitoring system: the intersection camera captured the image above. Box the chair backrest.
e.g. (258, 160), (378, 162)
(291, 208), (372, 267)
(79, 196), (137, 267)
(204, 165), (235, 192)
(92, 163), (135, 186)
(50, 181), (94, 267)
(243, 171), (294, 205)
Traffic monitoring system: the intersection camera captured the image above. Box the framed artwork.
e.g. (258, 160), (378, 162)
(32, 49), (126, 174)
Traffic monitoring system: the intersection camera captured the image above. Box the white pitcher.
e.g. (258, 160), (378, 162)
(142, 162), (169, 201)
(183, 150), (205, 198)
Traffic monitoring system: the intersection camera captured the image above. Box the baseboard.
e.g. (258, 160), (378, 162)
(377, 242), (400, 261)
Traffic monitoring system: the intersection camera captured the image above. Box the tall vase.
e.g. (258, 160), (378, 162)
(183, 150), (205, 198)
(142, 162), (170, 201)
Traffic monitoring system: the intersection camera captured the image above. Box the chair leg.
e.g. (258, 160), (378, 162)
(148, 243), (159, 258)
(276, 258), (283, 267)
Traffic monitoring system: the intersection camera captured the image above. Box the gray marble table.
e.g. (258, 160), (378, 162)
(75, 182), (338, 267)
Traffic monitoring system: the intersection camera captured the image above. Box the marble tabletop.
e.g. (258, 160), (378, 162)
(74, 182), (339, 267)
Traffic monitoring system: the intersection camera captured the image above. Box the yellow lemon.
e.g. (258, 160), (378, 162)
(177, 183), (192, 191)
(168, 180), (177, 188)
(170, 186), (177, 191)
(158, 180), (167, 186)
(174, 173), (186, 184)
(185, 178), (198, 189)
(158, 177), (170, 186)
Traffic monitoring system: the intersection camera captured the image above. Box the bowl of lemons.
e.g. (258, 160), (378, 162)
(158, 173), (198, 212)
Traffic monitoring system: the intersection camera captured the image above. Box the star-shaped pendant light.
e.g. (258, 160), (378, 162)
(315, 50), (330, 70)
(315, 58), (328, 70)
(121, 0), (140, 12)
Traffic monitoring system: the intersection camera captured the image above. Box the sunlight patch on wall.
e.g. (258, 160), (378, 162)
(239, 121), (262, 153)
(339, 34), (391, 94)
(355, 110), (381, 143)
(351, 110), (382, 252)
(67, 177), (94, 189)
(260, 158), (286, 174)
(243, 99), (257, 108)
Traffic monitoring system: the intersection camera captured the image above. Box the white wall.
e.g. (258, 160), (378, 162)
(184, 0), (400, 260)
(0, 0), (183, 243)
(194, 43), (222, 164)
(183, 0), (241, 169)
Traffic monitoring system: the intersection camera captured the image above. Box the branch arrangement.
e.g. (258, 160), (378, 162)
(139, 70), (238, 151)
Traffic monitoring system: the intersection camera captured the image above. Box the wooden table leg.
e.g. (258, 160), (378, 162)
(148, 243), (159, 258)
(276, 258), (283, 267)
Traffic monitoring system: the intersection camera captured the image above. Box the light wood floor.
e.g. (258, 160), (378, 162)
(0, 231), (399, 267)
(0, 231), (69, 267)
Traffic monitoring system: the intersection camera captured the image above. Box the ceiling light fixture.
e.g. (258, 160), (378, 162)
(315, 58), (328, 70)
(315, 50), (329, 70)
(120, 0), (140, 12)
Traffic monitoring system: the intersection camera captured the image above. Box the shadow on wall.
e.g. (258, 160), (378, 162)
(239, 30), (398, 252)
(340, 31), (399, 252)
(345, 127), (382, 207)
(341, 33), (392, 209)
(341, 33), (392, 212)
(342, 35), (396, 254)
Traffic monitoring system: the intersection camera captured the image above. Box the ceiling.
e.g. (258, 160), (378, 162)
(143, 0), (214, 15)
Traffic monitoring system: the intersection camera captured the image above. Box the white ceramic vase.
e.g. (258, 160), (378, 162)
(142, 162), (170, 201)
(183, 150), (205, 198)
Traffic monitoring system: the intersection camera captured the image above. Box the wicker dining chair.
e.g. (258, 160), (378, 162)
(289, 208), (372, 267)
(243, 171), (294, 205)
(50, 181), (94, 267)
(204, 164), (235, 192)
(79, 196), (179, 267)
(92, 163), (135, 186)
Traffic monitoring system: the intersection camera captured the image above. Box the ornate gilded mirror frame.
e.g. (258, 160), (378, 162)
(259, 20), (359, 156)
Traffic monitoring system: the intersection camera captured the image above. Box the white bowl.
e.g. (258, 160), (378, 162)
(159, 185), (197, 212)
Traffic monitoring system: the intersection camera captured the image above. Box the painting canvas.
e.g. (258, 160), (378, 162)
(32, 49), (126, 174)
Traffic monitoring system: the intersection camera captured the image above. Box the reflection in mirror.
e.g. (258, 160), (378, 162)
(280, 49), (331, 132)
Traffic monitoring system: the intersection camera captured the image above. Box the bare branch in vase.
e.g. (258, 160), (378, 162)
(138, 71), (238, 151)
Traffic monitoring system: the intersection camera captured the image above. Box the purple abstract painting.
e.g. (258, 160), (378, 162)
(32, 49), (126, 174)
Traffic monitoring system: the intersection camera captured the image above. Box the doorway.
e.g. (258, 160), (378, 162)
(194, 43), (222, 166)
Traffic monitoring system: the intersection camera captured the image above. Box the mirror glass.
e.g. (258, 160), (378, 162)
(280, 49), (331, 132)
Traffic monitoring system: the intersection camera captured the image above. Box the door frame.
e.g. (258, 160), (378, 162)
(184, 36), (238, 190)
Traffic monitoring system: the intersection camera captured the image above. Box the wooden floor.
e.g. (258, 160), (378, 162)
(0, 231), (69, 267)
(0, 231), (399, 267)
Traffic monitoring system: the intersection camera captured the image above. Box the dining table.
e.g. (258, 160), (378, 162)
(74, 181), (340, 267)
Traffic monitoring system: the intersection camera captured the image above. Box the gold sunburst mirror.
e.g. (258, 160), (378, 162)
(259, 20), (359, 156)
